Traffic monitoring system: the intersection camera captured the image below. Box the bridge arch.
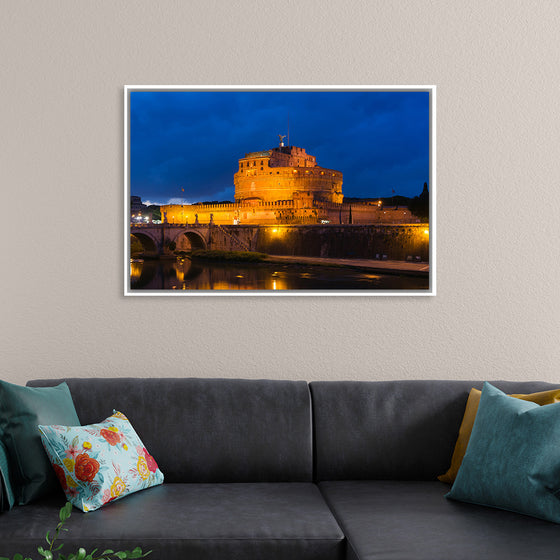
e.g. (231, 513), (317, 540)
(173, 230), (207, 251)
(130, 231), (158, 255)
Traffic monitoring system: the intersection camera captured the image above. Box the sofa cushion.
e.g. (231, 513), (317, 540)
(319, 480), (560, 560)
(0, 380), (80, 505)
(27, 378), (313, 483)
(39, 411), (164, 512)
(438, 386), (560, 484)
(446, 382), (560, 523)
(0, 483), (344, 560)
(310, 380), (560, 481)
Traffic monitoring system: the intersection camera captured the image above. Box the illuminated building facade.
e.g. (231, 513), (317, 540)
(159, 141), (414, 225)
(234, 145), (343, 204)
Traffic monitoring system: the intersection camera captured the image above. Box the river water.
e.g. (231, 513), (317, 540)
(130, 258), (428, 292)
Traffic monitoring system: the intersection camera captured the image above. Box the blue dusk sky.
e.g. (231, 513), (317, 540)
(129, 89), (430, 205)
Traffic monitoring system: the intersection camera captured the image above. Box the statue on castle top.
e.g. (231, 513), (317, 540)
(278, 134), (286, 146)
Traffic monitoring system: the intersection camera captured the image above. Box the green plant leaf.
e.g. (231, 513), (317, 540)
(6, 500), (148, 560)
(38, 548), (53, 560)
(59, 502), (72, 522)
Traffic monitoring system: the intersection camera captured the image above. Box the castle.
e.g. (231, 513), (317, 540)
(159, 140), (413, 225)
(234, 143), (343, 204)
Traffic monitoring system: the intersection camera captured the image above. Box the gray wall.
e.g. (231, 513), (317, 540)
(2, 1), (559, 384)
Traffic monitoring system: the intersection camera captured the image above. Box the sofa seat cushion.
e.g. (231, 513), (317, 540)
(0, 483), (344, 560)
(319, 481), (560, 560)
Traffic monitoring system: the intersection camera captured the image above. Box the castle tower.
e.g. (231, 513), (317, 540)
(234, 144), (343, 204)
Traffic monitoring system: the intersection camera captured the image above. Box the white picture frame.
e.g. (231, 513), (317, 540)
(124, 85), (436, 296)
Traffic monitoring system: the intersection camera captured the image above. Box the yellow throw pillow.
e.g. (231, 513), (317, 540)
(438, 387), (560, 484)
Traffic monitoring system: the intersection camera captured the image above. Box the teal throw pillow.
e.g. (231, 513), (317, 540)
(39, 411), (164, 512)
(446, 381), (560, 523)
(0, 439), (15, 511)
(0, 380), (80, 505)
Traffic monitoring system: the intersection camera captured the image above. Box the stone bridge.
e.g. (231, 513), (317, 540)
(130, 223), (430, 261)
(130, 223), (212, 255)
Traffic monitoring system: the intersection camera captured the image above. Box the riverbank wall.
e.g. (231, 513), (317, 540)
(209, 224), (430, 261)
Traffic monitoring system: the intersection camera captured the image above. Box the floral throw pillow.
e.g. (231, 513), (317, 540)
(38, 411), (164, 512)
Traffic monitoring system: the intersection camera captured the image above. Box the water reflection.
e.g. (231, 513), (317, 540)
(130, 258), (428, 291)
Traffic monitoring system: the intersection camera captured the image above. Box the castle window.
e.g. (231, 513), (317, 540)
(240, 163), (243, 168)
(260, 160), (263, 165)
(261, 167), (263, 171)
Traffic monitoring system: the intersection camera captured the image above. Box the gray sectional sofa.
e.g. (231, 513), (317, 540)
(2, 377), (560, 559)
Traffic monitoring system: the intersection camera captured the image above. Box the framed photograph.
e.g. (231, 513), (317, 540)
(124, 86), (435, 296)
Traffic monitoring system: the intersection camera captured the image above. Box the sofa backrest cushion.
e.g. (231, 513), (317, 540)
(310, 380), (560, 481)
(27, 378), (313, 483)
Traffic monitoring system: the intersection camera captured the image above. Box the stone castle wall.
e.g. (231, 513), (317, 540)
(234, 166), (343, 203)
(234, 145), (343, 203)
(159, 200), (415, 226)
